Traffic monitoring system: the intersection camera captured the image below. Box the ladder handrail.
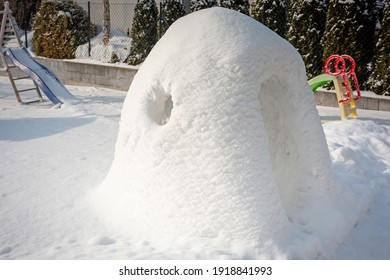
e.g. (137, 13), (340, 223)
(1, 2), (42, 103)
(9, 14), (22, 47)
(1, 1), (22, 70)
(0, 1), (22, 49)
(0, 2), (10, 48)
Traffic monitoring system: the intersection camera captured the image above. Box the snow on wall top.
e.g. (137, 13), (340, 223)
(92, 7), (342, 258)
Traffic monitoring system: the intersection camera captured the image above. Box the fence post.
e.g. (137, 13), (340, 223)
(88, 1), (91, 57)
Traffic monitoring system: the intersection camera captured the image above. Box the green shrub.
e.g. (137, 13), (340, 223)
(33, 0), (90, 59)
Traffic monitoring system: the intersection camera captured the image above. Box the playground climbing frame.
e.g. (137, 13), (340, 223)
(324, 55), (361, 120)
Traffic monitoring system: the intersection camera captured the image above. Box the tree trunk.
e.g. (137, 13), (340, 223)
(103, 0), (110, 45)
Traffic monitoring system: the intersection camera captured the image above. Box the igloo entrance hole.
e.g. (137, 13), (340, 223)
(149, 92), (173, 126)
(258, 76), (301, 212)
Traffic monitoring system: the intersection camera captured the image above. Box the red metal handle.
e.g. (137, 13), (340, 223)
(341, 55), (360, 101)
(340, 55), (356, 76)
(324, 55), (345, 76)
(324, 55), (361, 103)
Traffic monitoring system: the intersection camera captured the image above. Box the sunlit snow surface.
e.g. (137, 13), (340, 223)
(0, 76), (389, 259)
(0, 8), (389, 260)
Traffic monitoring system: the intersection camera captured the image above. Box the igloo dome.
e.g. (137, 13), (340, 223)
(92, 7), (337, 258)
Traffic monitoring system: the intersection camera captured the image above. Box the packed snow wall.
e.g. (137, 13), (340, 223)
(93, 8), (337, 258)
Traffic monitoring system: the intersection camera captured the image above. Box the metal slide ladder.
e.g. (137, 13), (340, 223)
(324, 55), (361, 120)
(1, 1), (43, 103)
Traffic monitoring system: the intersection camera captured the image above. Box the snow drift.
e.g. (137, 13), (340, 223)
(92, 8), (366, 258)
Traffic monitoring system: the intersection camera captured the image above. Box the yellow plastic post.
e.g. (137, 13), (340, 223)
(333, 76), (358, 120)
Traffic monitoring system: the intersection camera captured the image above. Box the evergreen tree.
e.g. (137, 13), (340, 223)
(127, 0), (158, 65)
(376, 0), (387, 23)
(190, 0), (218, 12)
(159, 0), (186, 36)
(220, 0), (250, 15)
(0, 0), (42, 30)
(33, 0), (89, 59)
(374, 0), (386, 42)
(363, 0), (377, 71)
(287, 0), (327, 79)
(251, 0), (287, 38)
(368, 3), (390, 95)
(322, 0), (377, 87)
(161, 0), (186, 27)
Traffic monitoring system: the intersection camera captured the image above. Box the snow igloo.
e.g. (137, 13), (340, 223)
(93, 8), (337, 258)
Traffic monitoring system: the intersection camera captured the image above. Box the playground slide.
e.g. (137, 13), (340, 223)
(5, 47), (75, 105)
(308, 74), (337, 92)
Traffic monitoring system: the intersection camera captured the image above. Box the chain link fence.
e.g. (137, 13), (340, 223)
(76, 1), (136, 35)
(73, 1), (136, 63)
(74, 1), (186, 64)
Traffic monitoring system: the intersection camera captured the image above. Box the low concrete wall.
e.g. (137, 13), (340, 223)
(35, 57), (138, 92)
(315, 90), (390, 112)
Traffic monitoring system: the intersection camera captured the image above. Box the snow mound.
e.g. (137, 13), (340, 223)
(325, 120), (390, 189)
(91, 8), (371, 258)
(75, 29), (131, 63)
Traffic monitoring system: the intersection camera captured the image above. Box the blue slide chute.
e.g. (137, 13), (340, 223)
(5, 48), (75, 105)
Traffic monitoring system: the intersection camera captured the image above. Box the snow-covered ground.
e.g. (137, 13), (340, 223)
(0, 76), (389, 259)
(1, 7), (389, 260)
(16, 29), (131, 65)
(75, 29), (131, 64)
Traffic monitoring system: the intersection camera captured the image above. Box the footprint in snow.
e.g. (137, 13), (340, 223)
(0, 246), (12, 255)
(88, 236), (116, 246)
